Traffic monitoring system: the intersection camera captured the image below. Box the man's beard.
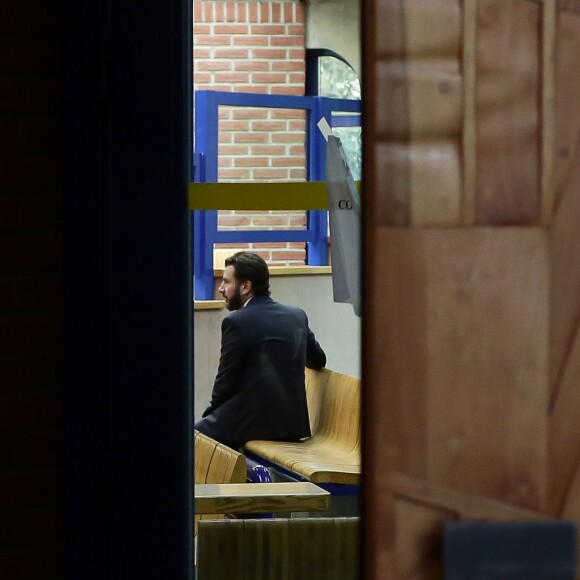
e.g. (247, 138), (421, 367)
(225, 285), (243, 311)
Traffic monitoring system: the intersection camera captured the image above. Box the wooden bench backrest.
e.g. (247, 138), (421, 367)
(308, 369), (360, 452)
(305, 367), (331, 434)
(194, 430), (246, 484)
(197, 517), (359, 580)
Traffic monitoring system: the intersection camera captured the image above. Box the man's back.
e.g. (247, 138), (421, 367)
(198, 295), (326, 446)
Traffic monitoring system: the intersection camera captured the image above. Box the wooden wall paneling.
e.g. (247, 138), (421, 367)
(395, 498), (454, 579)
(366, 228), (549, 509)
(475, 0), (541, 224)
(541, 0), (556, 224)
(550, 145), (580, 397)
(549, 323), (580, 515)
(463, 0), (478, 226)
(373, 0), (462, 226)
(553, 11), (580, 207)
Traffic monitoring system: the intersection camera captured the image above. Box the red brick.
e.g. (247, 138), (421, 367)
(233, 36), (269, 47)
(249, 3), (259, 23)
(252, 48), (286, 60)
(194, 34), (231, 46)
(285, 3), (294, 23)
(234, 157), (269, 168)
(288, 49), (306, 60)
(237, 3), (247, 22)
(0, 354), (58, 393)
(214, 2), (224, 21)
(260, 3), (270, 23)
(226, 2), (236, 22)
(272, 109), (305, 120)
(232, 109), (268, 120)
(214, 72), (250, 83)
(251, 145), (286, 156)
(218, 157), (232, 168)
(289, 145), (305, 156)
(233, 132), (269, 144)
(214, 24), (250, 35)
(289, 168), (307, 179)
(271, 157), (305, 168)
(203, 2), (214, 22)
(272, 250), (306, 261)
(0, 315), (59, 352)
(296, 3), (305, 23)
(251, 120), (287, 132)
(250, 24), (285, 35)
(0, 431), (60, 471)
(193, 1), (202, 21)
(271, 36), (303, 47)
(193, 23), (210, 34)
(287, 24), (305, 36)
(218, 216), (251, 227)
(232, 85), (269, 95)
(213, 48), (250, 59)
(194, 72), (212, 84)
(289, 119), (306, 131)
(272, 3), (281, 23)
(218, 145), (250, 156)
(253, 168), (288, 179)
(252, 73), (287, 84)
(271, 60), (305, 72)
(193, 47), (211, 59)
(271, 86), (304, 96)
(271, 133), (304, 143)
(0, 234), (58, 270)
(196, 60), (231, 71)
(290, 214), (308, 226)
(219, 120), (250, 131)
(218, 133), (232, 144)
(289, 73), (305, 84)
(218, 169), (251, 180)
(234, 60), (269, 72)
(0, 471), (60, 509)
(252, 215), (289, 226)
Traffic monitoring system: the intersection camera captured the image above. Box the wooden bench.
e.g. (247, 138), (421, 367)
(194, 430), (247, 528)
(197, 516), (359, 580)
(244, 368), (361, 485)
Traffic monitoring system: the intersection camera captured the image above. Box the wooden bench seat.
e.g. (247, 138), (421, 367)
(245, 368), (361, 485)
(197, 516), (359, 580)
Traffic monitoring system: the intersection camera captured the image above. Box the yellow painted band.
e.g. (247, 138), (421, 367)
(188, 181), (361, 210)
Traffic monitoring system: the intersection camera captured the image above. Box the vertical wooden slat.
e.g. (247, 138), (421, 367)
(463, 0), (477, 226)
(542, 0), (557, 224)
(475, 0), (541, 224)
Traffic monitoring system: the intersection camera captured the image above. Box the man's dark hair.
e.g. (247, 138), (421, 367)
(225, 251), (271, 297)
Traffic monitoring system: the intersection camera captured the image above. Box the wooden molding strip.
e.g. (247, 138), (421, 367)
(542, 0), (557, 225)
(462, 0), (477, 226)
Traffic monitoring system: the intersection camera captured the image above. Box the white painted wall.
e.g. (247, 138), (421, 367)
(193, 273), (361, 421)
(305, 0), (361, 76)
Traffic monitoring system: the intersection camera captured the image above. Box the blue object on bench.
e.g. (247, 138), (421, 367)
(245, 457), (273, 483)
(444, 521), (576, 579)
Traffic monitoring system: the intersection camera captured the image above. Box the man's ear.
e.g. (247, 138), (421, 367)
(240, 279), (252, 295)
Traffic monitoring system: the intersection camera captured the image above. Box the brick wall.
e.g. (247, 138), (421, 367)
(193, 0), (309, 266)
(0, 0), (61, 577)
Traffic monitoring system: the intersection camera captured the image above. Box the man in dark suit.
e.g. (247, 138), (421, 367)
(194, 251), (326, 449)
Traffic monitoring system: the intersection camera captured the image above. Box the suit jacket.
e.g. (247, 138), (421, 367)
(200, 295), (326, 444)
